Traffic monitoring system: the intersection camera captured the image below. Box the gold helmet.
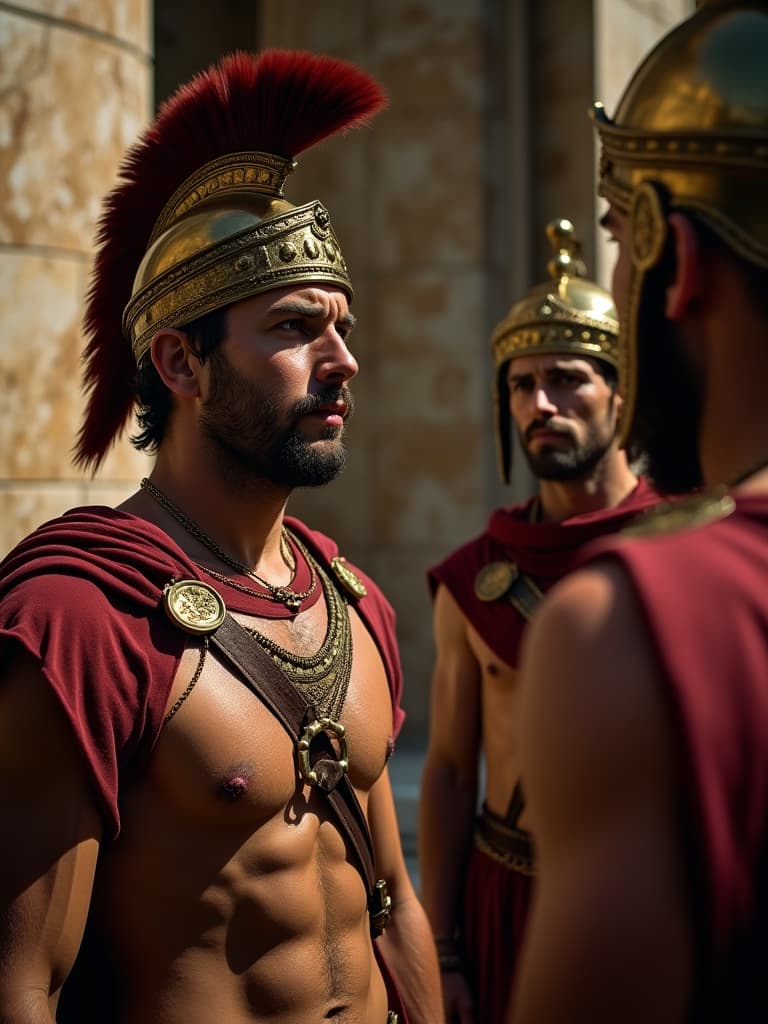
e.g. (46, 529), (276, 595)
(491, 218), (619, 484)
(76, 50), (386, 470)
(592, 0), (768, 446)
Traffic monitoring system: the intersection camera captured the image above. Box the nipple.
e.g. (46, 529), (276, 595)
(218, 762), (253, 800)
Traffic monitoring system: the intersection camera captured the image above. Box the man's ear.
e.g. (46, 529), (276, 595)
(613, 389), (624, 424)
(150, 329), (203, 397)
(664, 213), (704, 320)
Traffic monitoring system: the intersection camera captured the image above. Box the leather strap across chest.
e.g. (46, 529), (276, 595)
(209, 614), (377, 895)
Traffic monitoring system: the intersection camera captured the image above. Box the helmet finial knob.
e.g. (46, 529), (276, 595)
(546, 218), (586, 280)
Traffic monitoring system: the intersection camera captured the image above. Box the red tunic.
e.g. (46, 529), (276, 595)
(0, 506), (408, 1020)
(581, 493), (768, 1019)
(427, 478), (661, 1023)
(0, 507), (404, 839)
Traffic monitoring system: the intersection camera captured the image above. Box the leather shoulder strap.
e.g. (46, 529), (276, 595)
(208, 614), (376, 895)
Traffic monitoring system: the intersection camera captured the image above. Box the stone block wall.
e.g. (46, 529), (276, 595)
(0, 1), (153, 552)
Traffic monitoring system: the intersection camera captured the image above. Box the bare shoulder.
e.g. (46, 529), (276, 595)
(519, 560), (679, 833)
(432, 580), (469, 636)
(430, 584), (481, 690)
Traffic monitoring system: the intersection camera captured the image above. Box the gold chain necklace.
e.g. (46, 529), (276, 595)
(243, 553), (354, 721)
(140, 478), (316, 612)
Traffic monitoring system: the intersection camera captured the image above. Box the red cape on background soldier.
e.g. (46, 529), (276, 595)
(418, 220), (661, 1024)
(0, 50), (442, 1024)
(508, 2), (768, 1021)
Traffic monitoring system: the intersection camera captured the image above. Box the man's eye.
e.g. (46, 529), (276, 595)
(277, 319), (304, 331)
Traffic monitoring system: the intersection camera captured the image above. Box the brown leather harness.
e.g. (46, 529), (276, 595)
(209, 613), (391, 937)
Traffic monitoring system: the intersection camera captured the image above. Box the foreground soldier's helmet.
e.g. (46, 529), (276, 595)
(491, 218), (619, 484)
(592, 0), (768, 447)
(75, 50), (387, 470)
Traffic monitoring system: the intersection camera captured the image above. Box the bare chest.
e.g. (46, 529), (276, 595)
(132, 602), (394, 831)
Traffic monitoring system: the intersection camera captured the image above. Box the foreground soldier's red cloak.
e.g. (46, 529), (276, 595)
(580, 493), (768, 1020)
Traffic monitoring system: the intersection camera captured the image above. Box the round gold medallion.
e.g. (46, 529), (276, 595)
(163, 579), (226, 634)
(474, 561), (519, 602)
(330, 556), (368, 599)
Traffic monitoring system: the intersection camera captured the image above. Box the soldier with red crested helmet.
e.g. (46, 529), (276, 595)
(0, 51), (441, 1024)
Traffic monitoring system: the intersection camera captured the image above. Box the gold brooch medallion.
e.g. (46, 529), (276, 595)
(163, 579), (226, 634)
(474, 561), (520, 602)
(330, 556), (368, 599)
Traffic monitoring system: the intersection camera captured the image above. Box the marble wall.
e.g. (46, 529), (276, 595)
(0, 1), (152, 551)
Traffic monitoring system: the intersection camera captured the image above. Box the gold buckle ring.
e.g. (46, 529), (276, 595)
(369, 878), (392, 938)
(297, 716), (349, 786)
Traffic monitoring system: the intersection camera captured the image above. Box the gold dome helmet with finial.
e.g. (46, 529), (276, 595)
(491, 218), (620, 484)
(591, 0), (768, 446)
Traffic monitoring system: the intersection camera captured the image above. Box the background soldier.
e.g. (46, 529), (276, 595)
(419, 220), (659, 1023)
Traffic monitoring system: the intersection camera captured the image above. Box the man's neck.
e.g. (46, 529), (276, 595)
(536, 455), (638, 524)
(121, 454), (292, 579)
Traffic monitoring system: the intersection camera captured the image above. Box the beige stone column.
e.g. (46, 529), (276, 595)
(0, 1), (152, 554)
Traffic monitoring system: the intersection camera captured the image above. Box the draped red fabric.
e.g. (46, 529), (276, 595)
(0, 507), (404, 837)
(428, 477), (660, 666)
(580, 494), (768, 1016)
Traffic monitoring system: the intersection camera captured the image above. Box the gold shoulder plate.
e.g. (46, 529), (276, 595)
(474, 561), (519, 602)
(163, 579), (226, 634)
(330, 556), (368, 599)
(621, 491), (736, 539)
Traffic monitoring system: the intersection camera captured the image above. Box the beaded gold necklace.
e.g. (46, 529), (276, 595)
(242, 549), (353, 721)
(140, 478), (352, 719)
(141, 477), (316, 611)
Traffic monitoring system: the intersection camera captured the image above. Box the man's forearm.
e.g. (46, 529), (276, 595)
(376, 895), (444, 1024)
(418, 765), (478, 941)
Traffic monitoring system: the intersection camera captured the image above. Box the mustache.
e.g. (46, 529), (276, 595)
(524, 418), (574, 443)
(291, 385), (355, 420)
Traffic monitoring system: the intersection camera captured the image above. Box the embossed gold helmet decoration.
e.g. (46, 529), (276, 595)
(592, 0), (768, 446)
(76, 50), (387, 470)
(491, 218), (620, 484)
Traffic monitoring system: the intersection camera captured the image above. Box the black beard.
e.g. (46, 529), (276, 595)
(519, 414), (616, 482)
(200, 352), (354, 490)
(628, 263), (703, 495)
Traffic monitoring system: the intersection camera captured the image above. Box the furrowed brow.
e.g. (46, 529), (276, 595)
(269, 300), (326, 319)
(269, 302), (357, 329)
